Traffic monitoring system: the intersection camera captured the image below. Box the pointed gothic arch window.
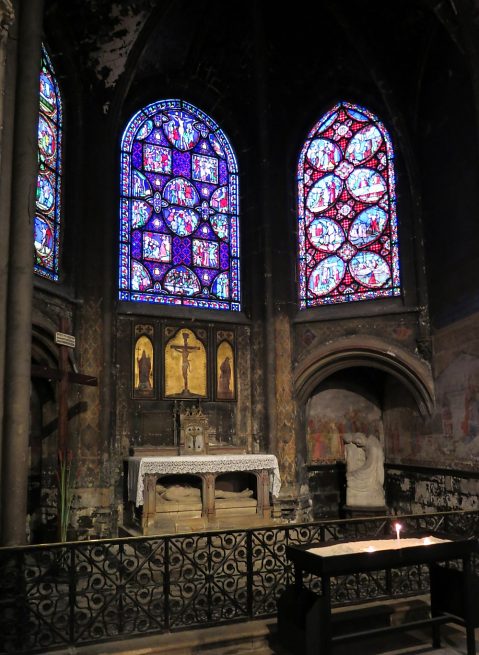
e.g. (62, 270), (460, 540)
(119, 99), (240, 311)
(297, 101), (400, 308)
(34, 46), (63, 281)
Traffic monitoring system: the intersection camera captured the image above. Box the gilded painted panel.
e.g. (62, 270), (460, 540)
(164, 328), (207, 398)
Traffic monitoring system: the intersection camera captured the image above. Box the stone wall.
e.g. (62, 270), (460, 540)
(306, 386), (382, 464)
(386, 466), (479, 516)
(30, 290), (114, 541)
(307, 464), (346, 519)
(385, 311), (479, 471)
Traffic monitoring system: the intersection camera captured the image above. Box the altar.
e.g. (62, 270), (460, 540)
(280, 533), (478, 655)
(127, 453), (281, 533)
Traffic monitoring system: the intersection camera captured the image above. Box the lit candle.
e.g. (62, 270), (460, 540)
(366, 546), (376, 553)
(423, 537), (432, 545)
(395, 523), (402, 542)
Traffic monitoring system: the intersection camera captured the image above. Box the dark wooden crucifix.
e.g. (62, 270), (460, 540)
(31, 318), (97, 451)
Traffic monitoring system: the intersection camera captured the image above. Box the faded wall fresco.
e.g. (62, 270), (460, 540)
(306, 388), (382, 463)
(385, 312), (479, 469)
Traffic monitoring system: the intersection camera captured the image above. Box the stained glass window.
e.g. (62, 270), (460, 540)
(34, 46), (63, 281)
(119, 99), (240, 311)
(297, 101), (400, 308)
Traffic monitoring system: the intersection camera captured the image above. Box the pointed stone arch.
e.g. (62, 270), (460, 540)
(294, 335), (434, 416)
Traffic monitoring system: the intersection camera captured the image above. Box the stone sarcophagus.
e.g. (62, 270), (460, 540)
(127, 454), (281, 533)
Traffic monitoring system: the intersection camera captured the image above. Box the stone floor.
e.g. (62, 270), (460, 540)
(44, 609), (478, 655)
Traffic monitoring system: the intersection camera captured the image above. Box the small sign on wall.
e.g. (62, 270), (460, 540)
(55, 332), (76, 348)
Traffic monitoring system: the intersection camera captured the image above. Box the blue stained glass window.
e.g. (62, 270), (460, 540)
(297, 101), (400, 308)
(119, 99), (241, 311)
(34, 46), (63, 281)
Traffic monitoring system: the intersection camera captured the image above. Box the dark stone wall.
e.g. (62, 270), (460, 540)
(308, 464), (346, 519)
(294, 312), (421, 367)
(385, 312), (479, 471)
(417, 26), (479, 328)
(30, 0), (479, 535)
(386, 466), (479, 516)
(30, 289), (112, 541)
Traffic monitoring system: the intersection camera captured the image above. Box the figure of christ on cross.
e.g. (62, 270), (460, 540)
(170, 331), (200, 395)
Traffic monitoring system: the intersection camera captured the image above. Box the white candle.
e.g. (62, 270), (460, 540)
(395, 523), (402, 542)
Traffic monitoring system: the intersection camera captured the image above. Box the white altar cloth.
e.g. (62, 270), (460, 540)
(128, 454), (282, 507)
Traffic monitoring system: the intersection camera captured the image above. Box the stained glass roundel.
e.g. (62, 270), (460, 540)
(34, 46), (63, 281)
(119, 99), (240, 311)
(297, 101), (400, 307)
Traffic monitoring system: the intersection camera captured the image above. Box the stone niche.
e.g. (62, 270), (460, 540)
(156, 474), (203, 520)
(305, 367), (385, 518)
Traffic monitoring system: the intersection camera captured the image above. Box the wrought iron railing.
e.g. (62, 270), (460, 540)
(1, 510), (478, 654)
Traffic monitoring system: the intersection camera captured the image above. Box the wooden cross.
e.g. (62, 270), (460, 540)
(31, 318), (97, 451)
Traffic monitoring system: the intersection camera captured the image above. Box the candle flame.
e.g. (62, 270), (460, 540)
(366, 546), (376, 553)
(423, 537), (432, 545)
(395, 523), (402, 541)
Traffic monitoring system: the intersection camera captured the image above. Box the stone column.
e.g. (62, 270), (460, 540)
(0, 0), (16, 537)
(1, 0), (43, 545)
(252, 4), (277, 454)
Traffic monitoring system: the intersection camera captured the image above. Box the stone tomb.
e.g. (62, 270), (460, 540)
(155, 472), (258, 523)
(125, 407), (281, 534)
(127, 455), (280, 533)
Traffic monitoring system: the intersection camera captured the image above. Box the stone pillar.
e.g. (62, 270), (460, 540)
(0, 2), (14, 152)
(252, 4), (277, 455)
(274, 315), (297, 488)
(1, 0), (43, 545)
(0, 0), (16, 537)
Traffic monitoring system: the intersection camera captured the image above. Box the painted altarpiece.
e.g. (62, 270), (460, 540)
(133, 325), (155, 399)
(164, 327), (208, 399)
(216, 330), (235, 401)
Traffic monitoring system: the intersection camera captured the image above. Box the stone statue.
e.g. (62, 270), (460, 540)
(156, 483), (253, 501)
(343, 432), (385, 507)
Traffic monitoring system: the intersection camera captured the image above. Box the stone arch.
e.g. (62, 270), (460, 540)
(293, 335), (434, 417)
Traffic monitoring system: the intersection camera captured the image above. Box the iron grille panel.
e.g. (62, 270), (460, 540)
(0, 510), (477, 653)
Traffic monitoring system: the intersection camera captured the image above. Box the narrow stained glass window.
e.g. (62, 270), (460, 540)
(297, 101), (400, 308)
(34, 46), (62, 281)
(119, 99), (240, 311)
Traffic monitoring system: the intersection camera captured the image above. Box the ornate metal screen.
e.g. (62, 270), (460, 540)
(1, 511), (477, 654)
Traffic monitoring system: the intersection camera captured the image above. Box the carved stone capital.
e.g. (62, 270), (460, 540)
(0, 0), (14, 35)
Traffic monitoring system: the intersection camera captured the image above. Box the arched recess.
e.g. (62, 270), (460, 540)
(294, 335), (434, 417)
